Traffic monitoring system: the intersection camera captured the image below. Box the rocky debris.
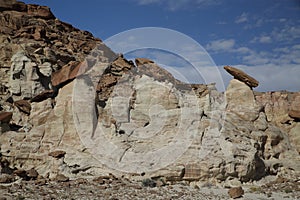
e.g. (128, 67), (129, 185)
(0, 177), (298, 200)
(228, 186), (244, 199)
(14, 99), (31, 114)
(224, 65), (259, 88)
(48, 150), (66, 159)
(261, 176), (300, 196)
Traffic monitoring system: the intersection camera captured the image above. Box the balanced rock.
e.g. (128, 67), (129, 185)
(224, 65), (259, 88)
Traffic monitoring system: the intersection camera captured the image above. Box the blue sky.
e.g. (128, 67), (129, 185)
(23, 0), (300, 91)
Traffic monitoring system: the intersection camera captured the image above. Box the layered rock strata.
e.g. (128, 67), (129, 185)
(0, 1), (299, 186)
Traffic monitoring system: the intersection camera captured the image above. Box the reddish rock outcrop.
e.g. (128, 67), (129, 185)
(0, 0), (54, 19)
(27, 4), (55, 19)
(51, 61), (91, 87)
(0, 0), (27, 12)
(135, 58), (154, 66)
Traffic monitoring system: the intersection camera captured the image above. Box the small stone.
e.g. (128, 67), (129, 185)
(35, 178), (47, 186)
(98, 185), (107, 190)
(54, 174), (69, 182)
(93, 177), (105, 185)
(26, 168), (39, 180)
(228, 186), (244, 199)
(93, 175), (111, 184)
(0, 174), (14, 183)
(74, 178), (87, 184)
(142, 178), (157, 188)
(48, 150), (66, 159)
(13, 169), (27, 179)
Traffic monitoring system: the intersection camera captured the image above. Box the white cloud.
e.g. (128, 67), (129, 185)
(279, 18), (287, 23)
(206, 39), (235, 52)
(235, 12), (248, 24)
(132, 0), (220, 10)
(242, 51), (270, 65)
(251, 35), (272, 44)
(233, 47), (251, 54)
(271, 26), (300, 43)
(259, 36), (272, 43)
(136, 0), (160, 5)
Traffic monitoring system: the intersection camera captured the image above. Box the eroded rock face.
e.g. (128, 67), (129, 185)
(0, 1), (299, 186)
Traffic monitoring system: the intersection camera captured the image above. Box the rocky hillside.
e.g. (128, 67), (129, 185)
(0, 0), (300, 195)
